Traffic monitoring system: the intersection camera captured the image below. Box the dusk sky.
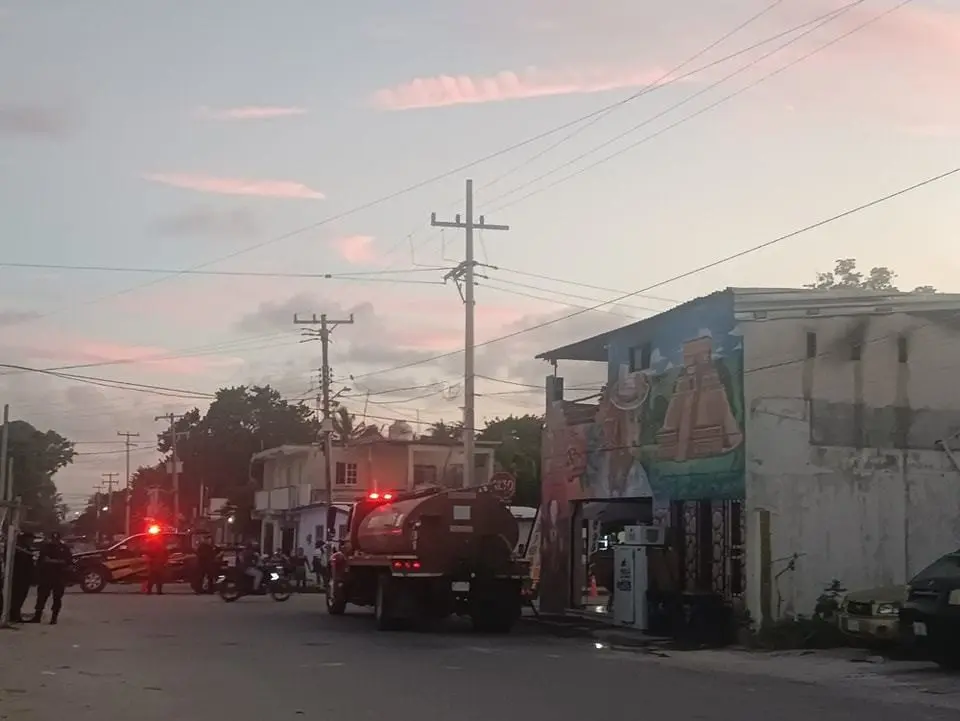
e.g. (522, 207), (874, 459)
(1, 0), (957, 505)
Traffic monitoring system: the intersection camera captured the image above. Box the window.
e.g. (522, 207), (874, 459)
(338, 524), (348, 540)
(911, 554), (960, 583)
(413, 464), (438, 485)
(850, 343), (862, 361)
(314, 525), (324, 547)
(335, 461), (358, 486)
(898, 336), (909, 364)
(630, 342), (652, 371)
(806, 332), (817, 359)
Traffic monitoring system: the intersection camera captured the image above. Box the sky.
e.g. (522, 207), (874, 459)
(1, 0), (958, 507)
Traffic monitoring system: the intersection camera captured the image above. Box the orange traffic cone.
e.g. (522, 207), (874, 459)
(588, 575), (599, 599)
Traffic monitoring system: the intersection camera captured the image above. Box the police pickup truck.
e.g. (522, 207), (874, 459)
(71, 530), (205, 593)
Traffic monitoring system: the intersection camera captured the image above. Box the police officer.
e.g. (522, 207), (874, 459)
(32, 531), (72, 625)
(144, 535), (169, 595)
(10, 532), (35, 623)
(195, 534), (219, 593)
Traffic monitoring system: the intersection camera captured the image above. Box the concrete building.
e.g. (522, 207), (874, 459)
(537, 287), (960, 628)
(251, 434), (499, 555)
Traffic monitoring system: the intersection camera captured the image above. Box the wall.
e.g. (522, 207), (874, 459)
(744, 309), (960, 621)
(539, 292), (746, 612)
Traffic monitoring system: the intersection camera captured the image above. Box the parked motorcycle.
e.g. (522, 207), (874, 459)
(218, 564), (292, 602)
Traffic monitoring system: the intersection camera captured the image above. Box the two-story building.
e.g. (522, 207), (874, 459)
(537, 287), (960, 628)
(251, 422), (499, 555)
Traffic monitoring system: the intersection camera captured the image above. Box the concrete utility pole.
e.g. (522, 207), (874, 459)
(101, 472), (118, 538)
(155, 414), (185, 527)
(0, 404), (10, 505)
(0, 461), (17, 628)
(117, 431), (140, 536)
(294, 313), (354, 513)
(430, 178), (509, 489)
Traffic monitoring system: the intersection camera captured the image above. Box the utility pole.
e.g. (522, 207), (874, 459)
(155, 413), (185, 527)
(0, 404), (9, 505)
(118, 431), (140, 536)
(101, 472), (118, 539)
(431, 178), (509, 489)
(294, 313), (354, 521)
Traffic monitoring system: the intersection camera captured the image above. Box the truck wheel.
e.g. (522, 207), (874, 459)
(326, 583), (347, 615)
(374, 575), (399, 631)
(80, 567), (108, 594)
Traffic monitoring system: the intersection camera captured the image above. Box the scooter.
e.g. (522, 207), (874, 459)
(218, 563), (292, 602)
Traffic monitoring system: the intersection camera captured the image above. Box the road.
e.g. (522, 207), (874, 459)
(2, 586), (959, 720)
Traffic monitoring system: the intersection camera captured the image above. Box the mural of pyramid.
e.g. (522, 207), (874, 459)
(655, 336), (743, 461)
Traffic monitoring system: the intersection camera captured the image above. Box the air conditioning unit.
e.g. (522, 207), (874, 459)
(623, 524), (666, 546)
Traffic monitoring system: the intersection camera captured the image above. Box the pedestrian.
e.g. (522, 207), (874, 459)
(32, 531), (72, 625)
(291, 547), (308, 591)
(144, 535), (169, 595)
(312, 539), (326, 588)
(195, 534), (219, 594)
(11, 532), (35, 623)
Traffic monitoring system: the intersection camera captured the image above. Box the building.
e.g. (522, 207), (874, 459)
(251, 429), (499, 555)
(537, 287), (960, 627)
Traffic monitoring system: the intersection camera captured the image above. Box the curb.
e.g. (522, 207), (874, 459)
(518, 615), (671, 649)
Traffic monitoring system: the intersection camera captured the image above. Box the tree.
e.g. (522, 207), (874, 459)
(426, 421), (464, 441)
(157, 385), (319, 534)
(807, 258), (936, 293)
(5, 420), (75, 530)
(477, 414), (543, 508)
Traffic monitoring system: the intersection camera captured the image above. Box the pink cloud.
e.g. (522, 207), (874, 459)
(196, 106), (307, 120)
(333, 235), (377, 264)
(67, 341), (241, 374)
(371, 65), (682, 110)
(144, 173), (324, 199)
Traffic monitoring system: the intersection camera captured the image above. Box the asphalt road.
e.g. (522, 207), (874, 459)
(2, 586), (959, 721)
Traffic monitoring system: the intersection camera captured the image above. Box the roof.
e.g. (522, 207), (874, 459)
(535, 287), (960, 363)
(251, 437), (499, 463)
(250, 444), (316, 463)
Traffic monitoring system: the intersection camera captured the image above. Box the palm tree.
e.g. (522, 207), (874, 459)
(426, 421), (463, 441)
(332, 406), (384, 442)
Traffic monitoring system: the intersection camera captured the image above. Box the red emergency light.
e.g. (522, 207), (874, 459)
(147, 525), (161, 535)
(367, 492), (394, 502)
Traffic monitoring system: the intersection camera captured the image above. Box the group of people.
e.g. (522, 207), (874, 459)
(5, 531), (74, 624)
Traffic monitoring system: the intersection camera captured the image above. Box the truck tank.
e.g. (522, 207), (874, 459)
(355, 489), (520, 574)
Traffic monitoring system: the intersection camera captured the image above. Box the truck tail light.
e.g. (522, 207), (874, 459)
(391, 559), (421, 571)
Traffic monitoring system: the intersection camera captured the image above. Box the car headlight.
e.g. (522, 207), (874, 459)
(948, 590), (960, 606)
(876, 603), (900, 616)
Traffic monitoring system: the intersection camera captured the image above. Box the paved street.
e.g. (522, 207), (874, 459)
(2, 587), (960, 720)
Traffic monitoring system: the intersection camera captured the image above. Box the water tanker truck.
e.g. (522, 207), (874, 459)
(326, 485), (529, 632)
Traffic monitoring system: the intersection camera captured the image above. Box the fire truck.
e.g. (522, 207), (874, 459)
(326, 483), (529, 632)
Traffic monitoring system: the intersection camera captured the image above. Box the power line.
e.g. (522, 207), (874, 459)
(349, 163), (960, 381)
(489, 0), (912, 214)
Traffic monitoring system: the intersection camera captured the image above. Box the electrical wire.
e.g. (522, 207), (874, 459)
(481, 275), (667, 314)
(348, 163), (960, 381)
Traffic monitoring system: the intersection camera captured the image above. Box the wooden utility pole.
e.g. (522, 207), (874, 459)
(294, 313), (354, 530)
(154, 414), (185, 527)
(430, 179), (509, 488)
(117, 431), (140, 536)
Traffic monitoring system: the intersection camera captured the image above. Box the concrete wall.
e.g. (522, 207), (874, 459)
(743, 309), (960, 622)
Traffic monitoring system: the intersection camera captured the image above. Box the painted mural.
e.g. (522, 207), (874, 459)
(538, 293), (745, 612)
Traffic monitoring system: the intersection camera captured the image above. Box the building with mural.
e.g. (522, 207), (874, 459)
(537, 287), (960, 630)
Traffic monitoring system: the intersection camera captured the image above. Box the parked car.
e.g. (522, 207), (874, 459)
(70, 531), (207, 593)
(836, 585), (906, 644)
(899, 550), (960, 668)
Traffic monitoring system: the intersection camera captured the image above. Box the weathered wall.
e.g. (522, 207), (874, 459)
(743, 309), (960, 622)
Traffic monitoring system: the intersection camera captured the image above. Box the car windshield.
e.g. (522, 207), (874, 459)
(911, 554), (960, 583)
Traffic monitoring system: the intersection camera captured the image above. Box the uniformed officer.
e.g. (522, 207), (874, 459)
(144, 535), (169, 595)
(32, 531), (72, 624)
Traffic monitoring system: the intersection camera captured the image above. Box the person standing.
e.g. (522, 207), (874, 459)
(144, 536), (169, 595)
(32, 531), (72, 625)
(195, 535), (219, 594)
(291, 547), (308, 591)
(10, 532), (35, 623)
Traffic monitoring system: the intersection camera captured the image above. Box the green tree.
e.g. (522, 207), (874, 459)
(157, 385), (319, 534)
(5, 419), (75, 530)
(331, 406), (381, 442)
(426, 420), (464, 441)
(807, 258), (936, 293)
(477, 414), (543, 507)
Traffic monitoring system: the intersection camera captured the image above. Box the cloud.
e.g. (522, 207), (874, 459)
(143, 173), (325, 200)
(196, 106), (307, 120)
(151, 207), (260, 240)
(0, 310), (41, 326)
(371, 65), (682, 110)
(333, 235), (377, 264)
(0, 105), (72, 137)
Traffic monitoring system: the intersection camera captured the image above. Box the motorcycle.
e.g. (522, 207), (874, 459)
(218, 563), (292, 602)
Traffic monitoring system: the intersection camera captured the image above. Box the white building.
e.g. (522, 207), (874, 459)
(250, 431), (499, 555)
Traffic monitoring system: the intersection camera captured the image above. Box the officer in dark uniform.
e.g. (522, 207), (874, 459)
(144, 535), (169, 595)
(32, 531), (72, 624)
(10, 532), (35, 623)
(195, 534), (219, 593)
